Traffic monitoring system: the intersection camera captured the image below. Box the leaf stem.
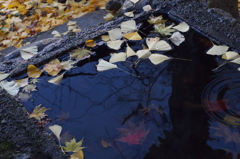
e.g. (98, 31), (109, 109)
(173, 58), (192, 61)
(212, 60), (229, 71)
(117, 68), (140, 78)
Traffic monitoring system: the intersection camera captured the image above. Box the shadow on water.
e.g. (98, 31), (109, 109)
(19, 20), (240, 158)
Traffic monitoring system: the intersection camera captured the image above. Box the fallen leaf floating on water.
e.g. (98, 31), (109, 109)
(124, 11), (134, 17)
(44, 59), (63, 76)
(101, 139), (111, 148)
(126, 45), (136, 57)
(121, 20), (137, 33)
(70, 47), (91, 60)
(124, 31), (142, 40)
(61, 60), (77, 70)
(96, 59), (118, 71)
(106, 40), (124, 50)
(27, 65), (43, 78)
(70, 150), (84, 159)
(15, 77), (29, 87)
(222, 51), (240, 60)
(49, 125), (62, 140)
(0, 80), (20, 96)
(206, 44), (229, 55)
(18, 92), (32, 102)
(62, 138), (86, 152)
(154, 24), (175, 36)
(148, 15), (167, 25)
(146, 37), (172, 51)
(172, 22), (190, 32)
(20, 46), (38, 60)
(23, 84), (37, 93)
(0, 73), (10, 81)
(109, 52), (127, 63)
(169, 32), (185, 46)
(48, 73), (65, 85)
(136, 49), (151, 59)
(143, 5), (152, 12)
(108, 28), (122, 41)
(149, 54), (172, 65)
(29, 104), (50, 120)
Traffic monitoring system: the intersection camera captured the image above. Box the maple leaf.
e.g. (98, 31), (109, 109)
(62, 138), (86, 152)
(29, 104), (50, 120)
(117, 121), (150, 145)
(70, 48), (91, 60)
(154, 23), (176, 36)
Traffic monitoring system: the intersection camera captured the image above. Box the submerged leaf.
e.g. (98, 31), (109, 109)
(149, 54), (171, 65)
(23, 84), (37, 93)
(62, 138), (85, 152)
(101, 139), (111, 148)
(49, 125), (62, 140)
(27, 65), (42, 78)
(96, 59), (118, 71)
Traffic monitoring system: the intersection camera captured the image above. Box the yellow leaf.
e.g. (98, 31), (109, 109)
(71, 150), (84, 159)
(85, 39), (96, 47)
(44, 59), (63, 76)
(70, 48), (91, 60)
(124, 32), (142, 40)
(30, 104), (49, 120)
(62, 138), (85, 152)
(27, 65), (43, 78)
(222, 51), (239, 60)
(103, 13), (114, 21)
(48, 73), (64, 85)
(106, 40), (124, 50)
(101, 35), (110, 42)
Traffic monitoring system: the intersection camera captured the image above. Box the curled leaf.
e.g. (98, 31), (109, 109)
(146, 37), (172, 51)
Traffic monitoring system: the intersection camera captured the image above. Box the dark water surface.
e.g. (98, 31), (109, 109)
(19, 26), (240, 158)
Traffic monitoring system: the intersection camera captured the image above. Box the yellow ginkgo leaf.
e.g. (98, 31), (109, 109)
(126, 45), (136, 57)
(222, 51), (239, 60)
(48, 73), (64, 85)
(20, 46), (38, 60)
(15, 77), (28, 87)
(85, 39), (96, 47)
(96, 59), (118, 71)
(27, 65), (43, 78)
(172, 22), (190, 32)
(206, 44), (229, 55)
(109, 52), (126, 63)
(44, 59), (63, 76)
(149, 54), (171, 65)
(121, 20), (137, 33)
(124, 32), (142, 40)
(49, 125), (62, 140)
(106, 40), (124, 50)
(101, 35), (110, 42)
(103, 13), (114, 21)
(108, 28), (122, 41)
(70, 150), (84, 159)
(124, 11), (134, 17)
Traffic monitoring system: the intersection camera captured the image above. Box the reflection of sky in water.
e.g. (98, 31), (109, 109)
(23, 59), (172, 158)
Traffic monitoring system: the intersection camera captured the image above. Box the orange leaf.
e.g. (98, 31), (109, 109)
(85, 39), (96, 47)
(27, 65), (42, 78)
(43, 59), (63, 76)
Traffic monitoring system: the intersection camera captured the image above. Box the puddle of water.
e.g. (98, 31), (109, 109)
(17, 16), (240, 159)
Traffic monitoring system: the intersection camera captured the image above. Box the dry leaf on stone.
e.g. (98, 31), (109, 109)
(103, 13), (114, 21)
(51, 30), (62, 38)
(143, 5), (152, 12)
(15, 77), (29, 87)
(109, 52), (127, 63)
(70, 48), (91, 60)
(108, 28), (122, 41)
(30, 104), (49, 120)
(173, 22), (190, 32)
(206, 44), (229, 55)
(124, 11), (134, 17)
(49, 125), (62, 140)
(124, 31), (142, 40)
(169, 32), (185, 46)
(0, 73), (10, 81)
(48, 73), (65, 85)
(27, 65), (43, 78)
(20, 46), (38, 60)
(106, 40), (124, 50)
(44, 59), (63, 76)
(101, 35), (110, 42)
(121, 20), (137, 33)
(0, 80), (20, 96)
(149, 54), (172, 65)
(85, 39), (96, 47)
